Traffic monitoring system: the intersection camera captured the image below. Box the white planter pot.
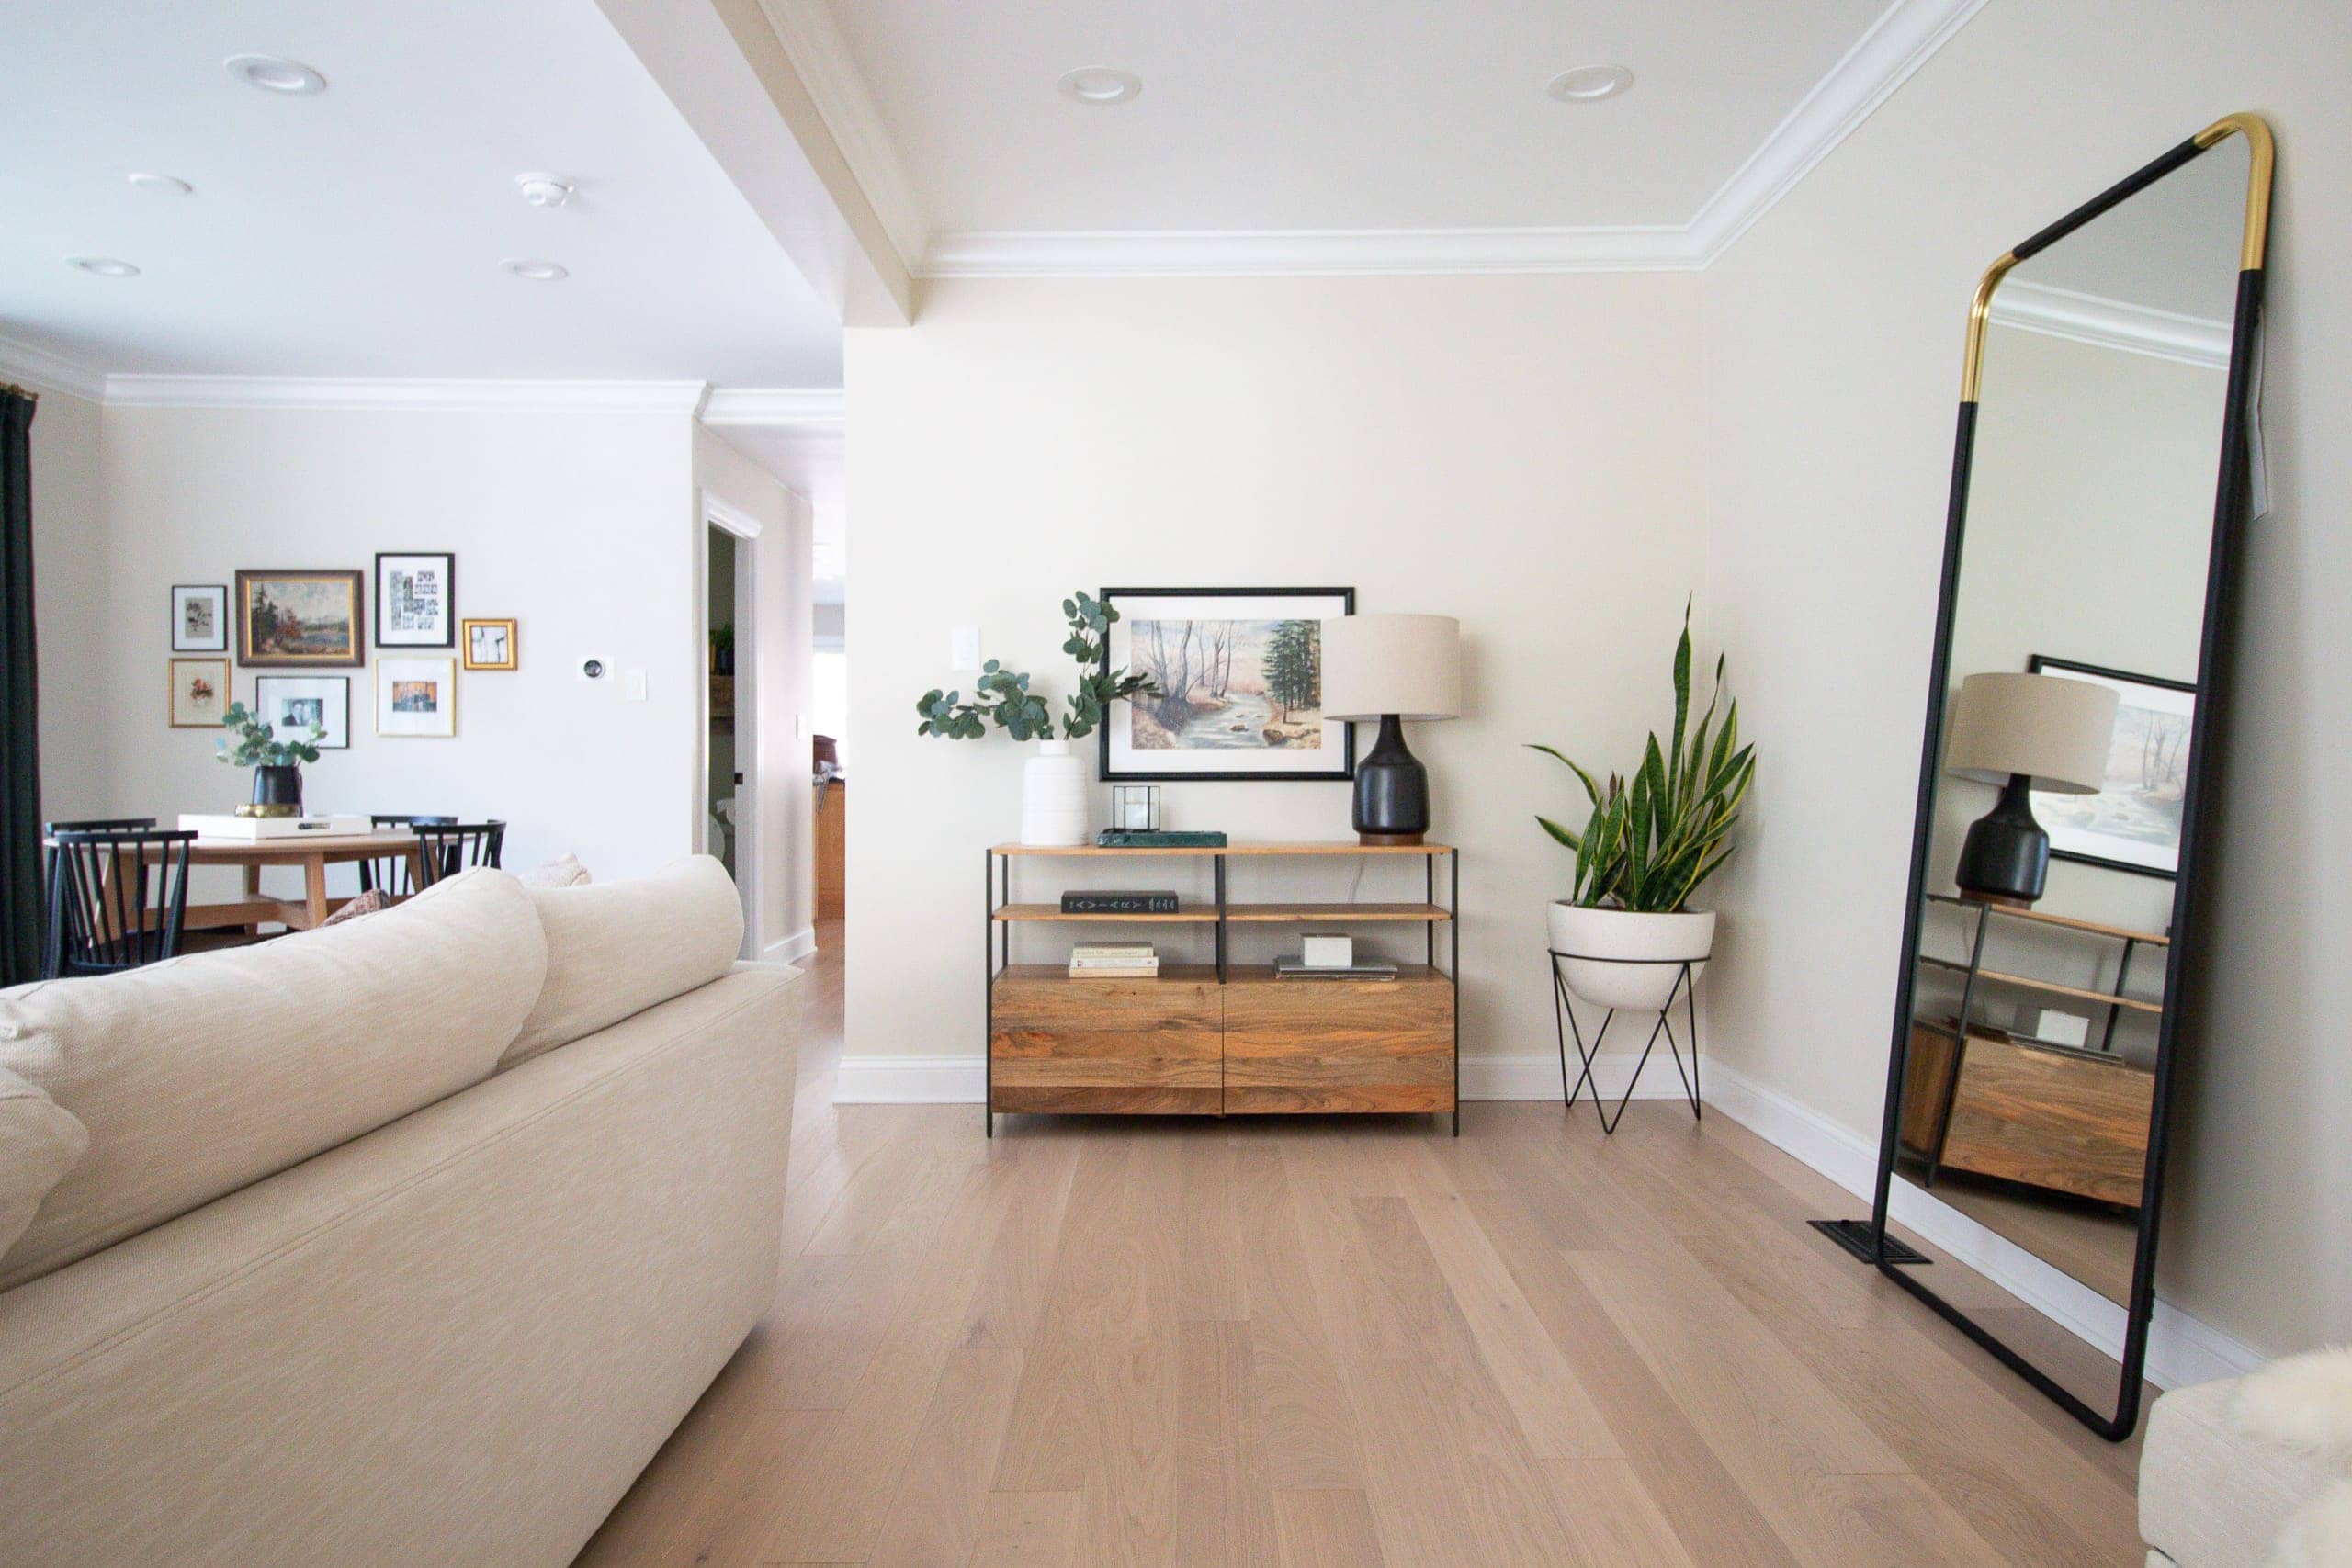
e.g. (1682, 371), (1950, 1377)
(1020, 739), (1091, 846)
(1547, 903), (1716, 1013)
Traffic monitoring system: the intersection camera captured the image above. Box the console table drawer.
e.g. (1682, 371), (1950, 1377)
(1223, 966), (1454, 1114)
(989, 967), (1223, 1114)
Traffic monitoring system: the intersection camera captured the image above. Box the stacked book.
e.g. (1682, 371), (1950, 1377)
(1060, 889), (1178, 914)
(1069, 943), (1159, 980)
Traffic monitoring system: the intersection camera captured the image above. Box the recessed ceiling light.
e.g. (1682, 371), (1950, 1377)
(67, 256), (141, 277)
(1057, 67), (1141, 105)
(127, 172), (193, 196)
(1546, 65), (1634, 103)
(502, 258), (569, 282)
(225, 54), (327, 95)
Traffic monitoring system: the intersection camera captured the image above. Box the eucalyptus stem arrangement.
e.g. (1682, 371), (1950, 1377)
(215, 702), (325, 769)
(916, 591), (1160, 743)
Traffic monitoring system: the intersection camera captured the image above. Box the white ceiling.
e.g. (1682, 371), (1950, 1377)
(0, 0), (842, 384)
(708, 419), (846, 600)
(797, 0), (1926, 262)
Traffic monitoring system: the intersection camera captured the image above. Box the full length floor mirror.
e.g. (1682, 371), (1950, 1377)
(1840, 115), (2273, 1439)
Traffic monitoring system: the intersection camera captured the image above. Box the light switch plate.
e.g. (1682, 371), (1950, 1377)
(950, 624), (982, 671)
(623, 669), (649, 701)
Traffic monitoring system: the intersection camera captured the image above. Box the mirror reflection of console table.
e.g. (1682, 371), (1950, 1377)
(1901, 893), (2164, 1209)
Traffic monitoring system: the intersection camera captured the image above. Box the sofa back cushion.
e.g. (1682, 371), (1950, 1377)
(0, 1065), (87, 1262)
(0, 867), (547, 1291)
(504, 855), (743, 1069)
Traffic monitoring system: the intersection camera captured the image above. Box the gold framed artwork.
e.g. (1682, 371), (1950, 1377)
(235, 570), (365, 667)
(169, 658), (230, 728)
(376, 656), (457, 738)
(461, 617), (518, 671)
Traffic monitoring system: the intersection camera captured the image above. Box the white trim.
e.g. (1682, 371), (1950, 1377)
(1700, 1057), (2265, 1392)
(757, 0), (931, 273)
(766, 926), (819, 964)
(700, 386), (846, 426)
(834, 1054), (986, 1104)
(703, 491), (766, 541)
(0, 333), (106, 401)
(100, 376), (710, 412)
(1460, 1051), (1695, 1104)
(1988, 280), (2233, 369)
(1685, 0), (1990, 263)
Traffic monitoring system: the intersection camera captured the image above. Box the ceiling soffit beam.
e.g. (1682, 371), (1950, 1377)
(593, 0), (911, 325)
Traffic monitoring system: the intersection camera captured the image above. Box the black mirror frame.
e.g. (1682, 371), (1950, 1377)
(1857, 114), (2275, 1441)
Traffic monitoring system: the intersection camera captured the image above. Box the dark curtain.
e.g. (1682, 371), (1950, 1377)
(0, 388), (40, 987)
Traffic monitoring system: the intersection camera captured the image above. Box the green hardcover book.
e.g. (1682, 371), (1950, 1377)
(1094, 829), (1228, 848)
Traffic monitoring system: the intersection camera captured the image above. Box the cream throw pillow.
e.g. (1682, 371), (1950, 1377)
(0, 1064), (87, 1267)
(504, 854), (741, 1068)
(518, 853), (591, 889)
(0, 867), (548, 1291)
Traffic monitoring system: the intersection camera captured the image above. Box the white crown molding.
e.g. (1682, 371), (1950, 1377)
(0, 332), (107, 401)
(99, 376), (711, 412)
(699, 386), (847, 425)
(757, 0), (931, 273)
(1686, 0), (1991, 263)
(1988, 279), (2233, 368)
(922, 225), (1704, 278)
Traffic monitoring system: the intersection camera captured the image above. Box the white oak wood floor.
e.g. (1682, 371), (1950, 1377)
(574, 921), (2145, 1566)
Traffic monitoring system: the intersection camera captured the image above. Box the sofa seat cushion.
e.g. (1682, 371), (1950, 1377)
(504, 854), (741, 1069)
(0, 1066), (86, 1258)
(0, 867), (547, 1291)
(2140, 1377), (2339, 1565)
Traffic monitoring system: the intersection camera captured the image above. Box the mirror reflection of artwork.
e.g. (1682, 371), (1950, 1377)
(2028, 657), (2194, 875)
(1100, 588), (1355, 780)
(376, 657), (457, 738)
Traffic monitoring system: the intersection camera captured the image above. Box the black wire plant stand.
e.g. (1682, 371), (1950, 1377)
(1546, 948), (1704, 1134)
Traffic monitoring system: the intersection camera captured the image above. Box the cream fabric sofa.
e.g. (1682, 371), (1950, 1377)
(0, 856), (799, 1567)
(2141, 1373), (2345, 1565)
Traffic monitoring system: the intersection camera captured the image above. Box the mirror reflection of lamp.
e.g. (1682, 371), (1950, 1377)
(1943, 672), (2120, 905)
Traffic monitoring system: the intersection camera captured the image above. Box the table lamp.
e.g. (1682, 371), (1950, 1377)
(1320, 614), (1461, 844)
(1943, 671), (2119, 905)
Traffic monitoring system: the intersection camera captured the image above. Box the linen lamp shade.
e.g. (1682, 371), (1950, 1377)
(1320, 615), (1462, 722)
(1944, 672), (2117, 794)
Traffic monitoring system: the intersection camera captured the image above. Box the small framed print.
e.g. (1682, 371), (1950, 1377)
(236, 570), (364, 666)
(376, 657), (457, 738)
(461, 617), (518, 671)
(171, 584), (228, 652)
(254, 674), (351, 750)
(169, 658), (230, 728)
(376, 551), (455, 648)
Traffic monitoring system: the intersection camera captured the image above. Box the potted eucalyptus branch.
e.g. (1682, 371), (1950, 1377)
(915, 591), (1159, 845)
(216, 701), (327, 818)
(1530, 602), (1756, 1010)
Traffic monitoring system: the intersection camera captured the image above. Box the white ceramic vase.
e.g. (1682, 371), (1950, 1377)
(1020, 739), (1091, 846)
(1546, 903), (1716, 1013)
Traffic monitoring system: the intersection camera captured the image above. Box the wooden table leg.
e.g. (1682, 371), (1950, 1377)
(303, 853), (330, 930)
(243, 863), (264, 937)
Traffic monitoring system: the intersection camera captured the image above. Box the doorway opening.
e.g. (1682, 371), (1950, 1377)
(703, 498), (763, 949)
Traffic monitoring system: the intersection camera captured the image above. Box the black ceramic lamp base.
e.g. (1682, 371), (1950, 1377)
(1956, 772), (2049, 905)
(1353, 714), (1430, 845)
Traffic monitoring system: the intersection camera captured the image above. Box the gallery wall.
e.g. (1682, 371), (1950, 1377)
(1700, 0), (2352, 1355)
(842, 273), (1707, 1087)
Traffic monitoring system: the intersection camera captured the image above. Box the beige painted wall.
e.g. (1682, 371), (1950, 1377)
(19, 380), (107, 820)
(842, 274), (1707, 1072)
(1700, 0), (2352, 1354)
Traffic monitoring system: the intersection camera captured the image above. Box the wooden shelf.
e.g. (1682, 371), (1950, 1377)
(990, 840), (1455, 858)
(1973, 966), (2164, 1015)
(1928, 893), (2168, 946)
(992, 904), (1217, 923)
(1225, 902), (1451, 923)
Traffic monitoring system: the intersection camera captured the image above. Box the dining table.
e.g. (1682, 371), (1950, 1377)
(177, 828), (426, 933)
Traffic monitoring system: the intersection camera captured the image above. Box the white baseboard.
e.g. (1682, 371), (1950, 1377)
(1459, 1051), (1695, 1105)
(1699, 1057), (2264, 1391)
(763, 926), (818, 964)
(833, 1055), (987, 1104)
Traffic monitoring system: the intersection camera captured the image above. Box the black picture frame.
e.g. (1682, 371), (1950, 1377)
(170, 582), (228, 652)
(1097, 586), (1356, 782)
(375, 551), (456, 649)
(2025, 653), (2196, 880)
(254, 674), (353, 750)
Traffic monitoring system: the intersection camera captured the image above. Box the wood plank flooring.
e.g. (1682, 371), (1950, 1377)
(574, 922), (2145, 1566)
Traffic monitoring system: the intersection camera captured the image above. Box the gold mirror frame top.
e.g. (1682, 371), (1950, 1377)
(1959, 112), (2274, 402)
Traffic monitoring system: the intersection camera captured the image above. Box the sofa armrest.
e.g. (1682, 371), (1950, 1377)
(2140, 1377), (2340, 1567)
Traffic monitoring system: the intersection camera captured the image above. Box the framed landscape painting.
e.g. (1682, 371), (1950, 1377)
(255, 674), (351, 750)
(171, 583), (227, 652)
(376, 656), (457, 738)
(376, 551), (455, 647)
(2028, 653), (2196, 877)
(1099, 586), (1355, 781)
(236, 570), (364, 667)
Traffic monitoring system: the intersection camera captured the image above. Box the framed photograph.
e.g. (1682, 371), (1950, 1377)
(236, 570), (364, 666)
(168, 658), (230, 728)
(461, 617), (518, 671)
(1099, 586), (1355, 781)
(171, 583), (228, 652)
(2028, 653), (2196, 878)
(376, 656), (457, 738)
(254, 674), (351, 750)
(376, 551), (455, 647)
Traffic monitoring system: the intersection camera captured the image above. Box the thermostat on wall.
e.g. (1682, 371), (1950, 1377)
(578, 656), (607, 683)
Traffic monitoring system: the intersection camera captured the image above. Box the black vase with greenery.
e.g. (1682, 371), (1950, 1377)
(217, 701), (324, 818)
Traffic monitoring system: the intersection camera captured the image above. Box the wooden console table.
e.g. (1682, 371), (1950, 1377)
(985, 841), (1460, 1134)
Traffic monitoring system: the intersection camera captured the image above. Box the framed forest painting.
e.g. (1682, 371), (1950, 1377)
(1099, 586), (1355, 781)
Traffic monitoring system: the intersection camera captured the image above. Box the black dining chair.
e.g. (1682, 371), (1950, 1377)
(44, 827), (196, 978)
(357, 815), (458, 899)
(412, 821), (506, 889)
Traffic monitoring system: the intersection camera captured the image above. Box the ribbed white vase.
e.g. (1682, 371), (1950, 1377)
(1020, 739), (1091, 846)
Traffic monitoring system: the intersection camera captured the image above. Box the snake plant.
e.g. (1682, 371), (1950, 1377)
(1531, 602), (1756, 913)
